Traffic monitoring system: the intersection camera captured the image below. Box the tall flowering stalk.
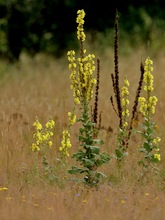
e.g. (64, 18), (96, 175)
(92, 58), (100, 127)
(110, 11), (144, 160)
(126, 63), (145, 147)
(67, 9), (110, 186)
(60, 10), (95, 157)
(115, 76), (130, 161)
(121, 76), (130, 128)
(138, 57), (161, 171)
(110, 12), (122, 129)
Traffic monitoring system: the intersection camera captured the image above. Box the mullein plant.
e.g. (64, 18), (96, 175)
(110, 12), (130, 161)
(115, 70), (144, 161)
(138, 57), (161, 171)
(110, 12), (122, 129)
(110, 11), (144, 161)
(114, 76), (130, 161)
(31, 117), (55, 177)
(110, 12), (125, 161)
(64, 9), (110, 186)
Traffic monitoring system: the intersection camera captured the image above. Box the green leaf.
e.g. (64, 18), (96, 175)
(79, 135), (87, 142)
(96, 152), (111, 166)
(141, 123), (147, 130)
(144, 119), (152, 127)
(86, 130), (93, 136)
(82, 158), (95, 167)
(102, 152), (111, 162)
(140, 133), (148, 139)
(68, 166), (86, 174)
(90, 146), (100, 154)
(146, 128), (154, 135)
(72, 149), (86, 160)
(115, 149), (123, 159)
(79, 128), (85, 134)
(143, 142), (151, 151)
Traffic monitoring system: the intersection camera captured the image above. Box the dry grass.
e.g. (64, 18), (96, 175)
(0, 46), (165, 220)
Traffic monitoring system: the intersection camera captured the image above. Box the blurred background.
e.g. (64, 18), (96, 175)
(0, 0), (165, 61)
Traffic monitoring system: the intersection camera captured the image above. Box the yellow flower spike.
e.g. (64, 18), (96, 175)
(138, 57), (161, 167)
(121, 76), (130, 127)
(76, 9), (86, 42)
(32, 117), (55, 153)
(33, 118), (42, 130)
(139, 57), (158, 118)
(63, 9), (97, 160)
(60, 129), (72, 157)
(68, 110), (77, 126)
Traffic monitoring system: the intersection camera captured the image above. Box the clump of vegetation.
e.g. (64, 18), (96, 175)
(138, 57), (161, 172)
(65, 10), (110, 186)
(31, 9), (161, 187)
(0, 7), (165, 220)
(110, 13), (145, 162)
(31, 117), (56, 179)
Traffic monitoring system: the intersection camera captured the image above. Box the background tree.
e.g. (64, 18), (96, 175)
(0, 0), (165, 60)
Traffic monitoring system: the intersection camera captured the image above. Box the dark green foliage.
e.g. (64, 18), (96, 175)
(68, 106), (110, 186)
(138, 118), (160, 169)
(1, 0), (165, 60)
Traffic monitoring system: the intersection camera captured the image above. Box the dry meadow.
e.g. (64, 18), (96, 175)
(0, 44), (165, 220)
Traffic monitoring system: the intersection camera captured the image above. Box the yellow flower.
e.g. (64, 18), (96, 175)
(121, 76), (130, 127)
(76, 9), (86, 42)
(60, 129), (72, 157)
(154, 153), (161, 161)
(139, 57), (158, 117)
(34, 131), (43, 144)
(123, 122), (128, 127)
(0, 187), (8, 191)
(153, 137), (161, 145)
(68, 111), (77, 126)
(74, 97), (80, 105)
(32, 117), (55, 153)
(33, 118), (42, 130)
(48, 141), (52, 148)
(31, 143), (40, 152)
(143, 57), (154, 93)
